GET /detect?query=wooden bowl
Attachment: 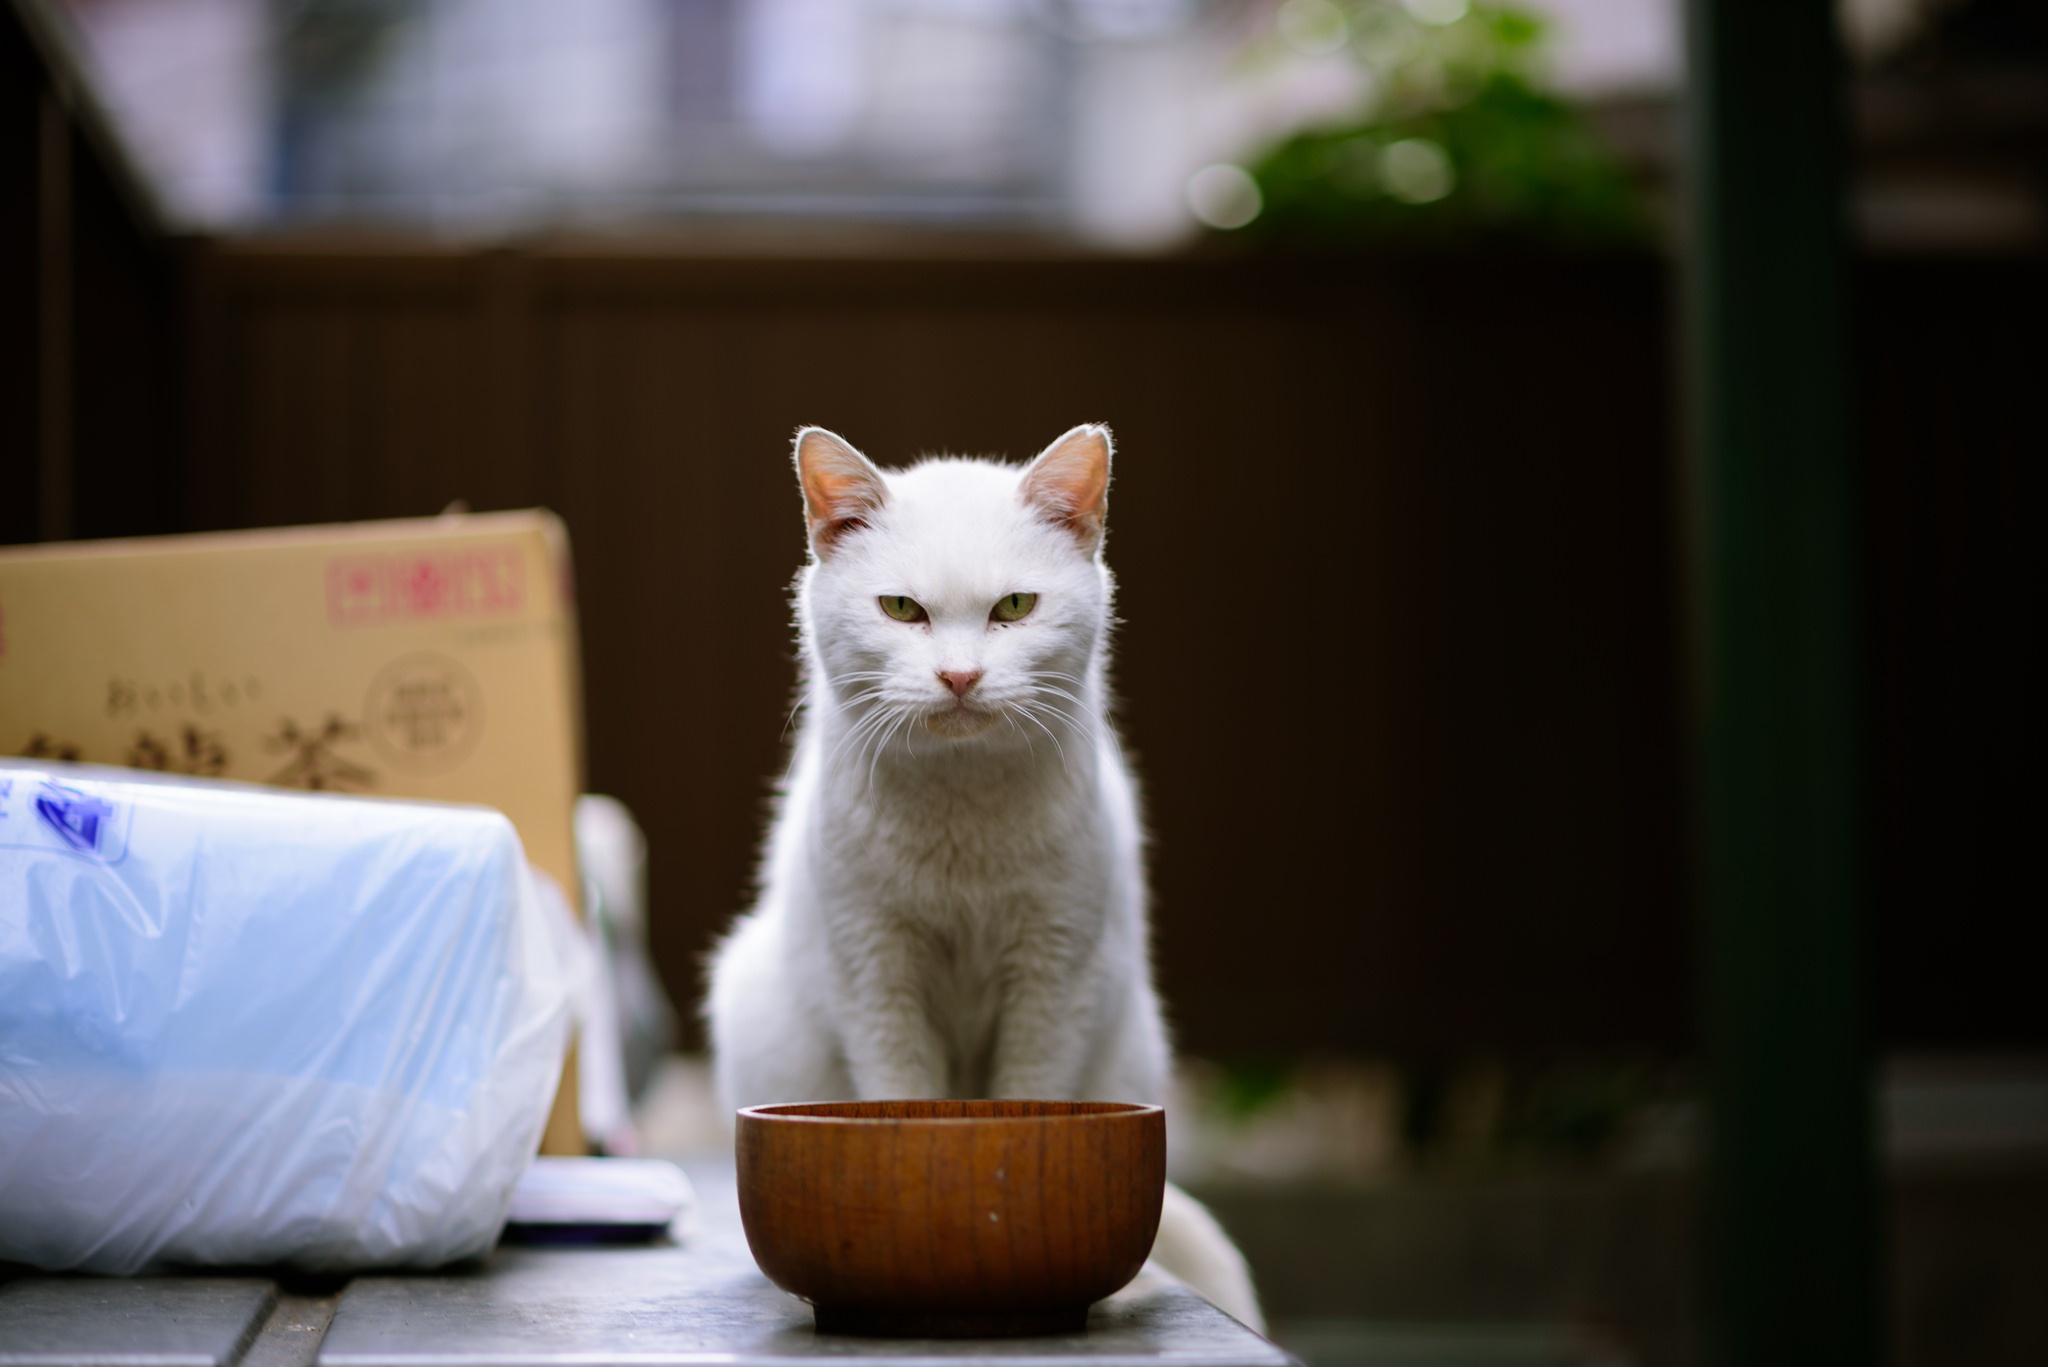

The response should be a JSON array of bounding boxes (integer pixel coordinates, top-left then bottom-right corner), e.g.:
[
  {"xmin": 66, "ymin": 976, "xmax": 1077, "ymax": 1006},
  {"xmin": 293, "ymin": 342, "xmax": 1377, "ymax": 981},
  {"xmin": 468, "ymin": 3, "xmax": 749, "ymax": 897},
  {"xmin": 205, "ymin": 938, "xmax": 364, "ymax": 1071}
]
[{"xmin": 735, "ymin": 1100, "xmax": 1165, "ymax": 1338}]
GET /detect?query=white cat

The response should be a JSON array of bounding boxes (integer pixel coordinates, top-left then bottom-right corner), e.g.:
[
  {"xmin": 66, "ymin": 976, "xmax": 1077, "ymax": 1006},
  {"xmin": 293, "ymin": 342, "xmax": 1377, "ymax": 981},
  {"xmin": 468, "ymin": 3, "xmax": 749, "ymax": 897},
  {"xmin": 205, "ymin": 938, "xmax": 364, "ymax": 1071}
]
[{"xmin": 706, "ymin": 424, "xmax": 1263, "ymax": 1333}]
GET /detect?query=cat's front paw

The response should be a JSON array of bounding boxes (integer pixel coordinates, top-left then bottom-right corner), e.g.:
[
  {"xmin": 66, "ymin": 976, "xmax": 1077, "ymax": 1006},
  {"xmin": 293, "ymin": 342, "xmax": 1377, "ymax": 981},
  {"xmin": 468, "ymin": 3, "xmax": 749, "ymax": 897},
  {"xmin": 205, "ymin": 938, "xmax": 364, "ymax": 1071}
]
[
  {"xmin": 854, "ymin": 1065, "xmax": 948, "ymax": 1101},
  {"xmin": 986, "ymin": 1068, "xmax": 1080, "ymax": 1102}
]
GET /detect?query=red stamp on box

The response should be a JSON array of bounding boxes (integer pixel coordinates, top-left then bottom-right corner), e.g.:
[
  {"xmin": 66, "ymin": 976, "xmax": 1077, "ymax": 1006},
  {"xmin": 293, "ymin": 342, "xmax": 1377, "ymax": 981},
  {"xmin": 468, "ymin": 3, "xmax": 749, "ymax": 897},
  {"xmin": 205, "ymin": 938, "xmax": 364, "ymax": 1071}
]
[{"xmin": 327, "ymin": 548, "xmax": 524, "ymax": 626}]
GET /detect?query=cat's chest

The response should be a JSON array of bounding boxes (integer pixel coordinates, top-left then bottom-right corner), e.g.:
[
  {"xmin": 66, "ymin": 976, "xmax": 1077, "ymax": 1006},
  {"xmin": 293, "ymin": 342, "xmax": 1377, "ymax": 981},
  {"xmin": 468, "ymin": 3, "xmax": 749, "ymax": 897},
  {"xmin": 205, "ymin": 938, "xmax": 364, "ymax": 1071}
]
[{"xmin": 819, "ymin": 771, "xmax": 1105, "ymax": 913}]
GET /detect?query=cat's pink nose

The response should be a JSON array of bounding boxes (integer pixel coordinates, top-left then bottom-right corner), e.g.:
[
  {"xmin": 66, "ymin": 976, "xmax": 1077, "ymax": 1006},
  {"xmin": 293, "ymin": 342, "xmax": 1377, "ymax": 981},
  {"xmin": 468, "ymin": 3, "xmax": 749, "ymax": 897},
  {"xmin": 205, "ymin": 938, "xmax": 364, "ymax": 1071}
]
[{"xmin": 938, "ymin": 668, "xmax": 983, "ymax": 699}]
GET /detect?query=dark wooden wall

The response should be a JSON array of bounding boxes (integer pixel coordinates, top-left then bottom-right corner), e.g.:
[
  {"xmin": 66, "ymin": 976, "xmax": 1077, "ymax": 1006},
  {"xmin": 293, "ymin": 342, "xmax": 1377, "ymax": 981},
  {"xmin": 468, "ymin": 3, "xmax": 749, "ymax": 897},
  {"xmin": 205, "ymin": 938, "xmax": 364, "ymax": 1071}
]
[
  {"xmin": 1, "ymin": 1, "xmax": 184, "ymax": 549},
  {"xmin": 174, "ymin": 245, "xmax": 1691, "ymax": 1059}
]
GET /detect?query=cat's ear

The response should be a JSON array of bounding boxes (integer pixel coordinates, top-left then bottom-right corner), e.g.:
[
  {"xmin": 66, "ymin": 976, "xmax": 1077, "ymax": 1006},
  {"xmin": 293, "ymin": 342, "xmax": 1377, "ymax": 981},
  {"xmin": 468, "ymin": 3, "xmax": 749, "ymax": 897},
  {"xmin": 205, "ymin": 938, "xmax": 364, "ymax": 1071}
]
[
  {"xmin": 795, "ymin": 427, "xmax": 887, "ymax": 557},
  {"xmin": 1020, "ymin": 423, "xmax": 1113, "ymax": 552}
]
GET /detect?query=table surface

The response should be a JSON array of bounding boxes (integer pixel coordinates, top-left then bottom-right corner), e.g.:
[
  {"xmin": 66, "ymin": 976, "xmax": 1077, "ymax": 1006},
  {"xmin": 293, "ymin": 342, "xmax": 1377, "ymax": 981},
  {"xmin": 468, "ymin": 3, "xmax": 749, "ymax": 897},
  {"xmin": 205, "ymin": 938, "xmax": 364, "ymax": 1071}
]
[{"xmin": 0, "ymin": 1163, "xmax": 1294, "ymax": 1367}]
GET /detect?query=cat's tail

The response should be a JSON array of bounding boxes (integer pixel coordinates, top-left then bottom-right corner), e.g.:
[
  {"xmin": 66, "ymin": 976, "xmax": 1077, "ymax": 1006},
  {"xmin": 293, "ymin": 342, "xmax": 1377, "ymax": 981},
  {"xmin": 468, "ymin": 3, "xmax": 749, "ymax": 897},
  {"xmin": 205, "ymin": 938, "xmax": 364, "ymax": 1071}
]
[{"xmin": 1149, "ymin": 1181, "xmax": 1266, "ymax": 1335}]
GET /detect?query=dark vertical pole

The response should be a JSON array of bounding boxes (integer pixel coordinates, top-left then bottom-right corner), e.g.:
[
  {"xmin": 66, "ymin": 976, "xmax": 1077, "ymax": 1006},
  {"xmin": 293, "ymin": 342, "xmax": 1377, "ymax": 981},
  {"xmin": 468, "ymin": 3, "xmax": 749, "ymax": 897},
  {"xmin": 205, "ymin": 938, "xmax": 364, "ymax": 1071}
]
[{"xmin": 1681, "ymin": 3, "xmax": 1877, "ymax": 1366}]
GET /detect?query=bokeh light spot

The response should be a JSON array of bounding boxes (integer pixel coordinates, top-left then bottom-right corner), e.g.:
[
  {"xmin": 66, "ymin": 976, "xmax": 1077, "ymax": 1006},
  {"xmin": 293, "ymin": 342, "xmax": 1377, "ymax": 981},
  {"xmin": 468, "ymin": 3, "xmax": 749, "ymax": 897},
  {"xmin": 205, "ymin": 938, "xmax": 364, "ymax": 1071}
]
[
  {"xmin": 1380, "ymin": 138, "xmax": 1455, "ymax": 204},
  {"xmin": 1402, "ymin": 0, "xmax": 1470, "ymax": 26},
  {"xmin": 1277, "ymin": 0, "xmax": 1350, "ymax": 57},
  {"xmin": 1188, "ymin": 164, "xmax": 1263, "ymax": 229}
]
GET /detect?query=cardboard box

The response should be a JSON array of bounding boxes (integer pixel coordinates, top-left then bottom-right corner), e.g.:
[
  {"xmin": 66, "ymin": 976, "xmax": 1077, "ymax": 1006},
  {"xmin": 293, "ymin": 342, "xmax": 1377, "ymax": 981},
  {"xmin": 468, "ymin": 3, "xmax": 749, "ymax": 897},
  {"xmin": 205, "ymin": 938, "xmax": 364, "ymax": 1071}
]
[{"xmin": 0, "ymin": 510, "xmax": 588, "ymax": 1154}]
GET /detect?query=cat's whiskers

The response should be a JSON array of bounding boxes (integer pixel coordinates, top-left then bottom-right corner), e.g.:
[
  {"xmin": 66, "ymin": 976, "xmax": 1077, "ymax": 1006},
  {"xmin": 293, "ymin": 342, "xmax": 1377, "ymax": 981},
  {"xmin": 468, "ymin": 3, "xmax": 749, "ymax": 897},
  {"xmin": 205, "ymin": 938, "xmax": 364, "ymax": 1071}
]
[
  {"xmin": 819, "ymin": 689, "xmax": 892, "ymax": 755},
  {"xmin": 826, "ymin": 675, "xmax": 896, "ymax": 711},
  {"xmin": 784, "ymin": 683, "xmax": 886, "ymax": 779},
  {"xmin": 1007, "ymin": 701, "xmax": 1070, "ymax": 771},
  {"xmin": 845, "ymin": 709, "xmax": 882, "ymax": 787},
  {"xmin": 824, "ymin": 695, "xmax": 906, "ymax": 775},
  {"xmin": 999, "ymin": 707, "xmax": 1034, "ymax": 758},
  {"xmin": 1022, "ymin": 705, "xmax": 1091, "ymax": 743},
  {"xmin": 1023, "ymin": 682, "xmax": 1098, "ymax": 721},
  {"xmin": 1023, "ymin": 667, "xmax": 1096, "ymax": 702},
  {"xmin": 1026, "ymin": 671, "xmax": 1125, "ymax": 765},
  {"xmin": 783, "ymin": 670, "xmax": 886, "ymax": 743},
  {"xmin": 831, "ymin": 670, "xmax": 898, "ymax": 690},
  {"xmin": 808, "ymin": 672, "xmax": 896, "ymax": 730},
  {"xmin": 1030, "ymin": 679, "xmax": 1091, "ymax": 704},
  {"xmin": 864, "ymin": 707, "xmax": 916, "ymax": 795},
  {"xmin": 1018, "ymin": 687, "xmax": 1098, "ymax": 738},
  {"xmin": 1030, "ymin": 669, "xmax": 1096, "ymax": 701},
  {"xmin": 838, "ymin": 703, "xmax": 904, "ymax": 796}
]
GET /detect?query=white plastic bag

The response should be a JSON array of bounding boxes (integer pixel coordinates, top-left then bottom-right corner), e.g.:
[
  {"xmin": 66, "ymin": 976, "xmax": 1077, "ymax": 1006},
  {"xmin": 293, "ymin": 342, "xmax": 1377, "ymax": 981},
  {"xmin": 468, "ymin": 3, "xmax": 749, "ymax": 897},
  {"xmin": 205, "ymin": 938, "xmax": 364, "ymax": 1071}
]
[{"xmin": 0, "ymin": 764, "xmax": 575, "ymax": 1274}]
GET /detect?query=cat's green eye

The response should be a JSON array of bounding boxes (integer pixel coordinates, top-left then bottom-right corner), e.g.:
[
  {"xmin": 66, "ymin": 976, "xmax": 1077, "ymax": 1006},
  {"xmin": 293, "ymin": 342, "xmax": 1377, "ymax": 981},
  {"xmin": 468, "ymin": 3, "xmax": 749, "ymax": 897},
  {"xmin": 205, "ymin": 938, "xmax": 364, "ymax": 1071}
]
[
  {"xmin": 879, "ymin": 595, "xmax": 927, "ymax": 623},
  {"xmin": 991, "ymin": 592, "xmax": 1037, "ymax": 623}
]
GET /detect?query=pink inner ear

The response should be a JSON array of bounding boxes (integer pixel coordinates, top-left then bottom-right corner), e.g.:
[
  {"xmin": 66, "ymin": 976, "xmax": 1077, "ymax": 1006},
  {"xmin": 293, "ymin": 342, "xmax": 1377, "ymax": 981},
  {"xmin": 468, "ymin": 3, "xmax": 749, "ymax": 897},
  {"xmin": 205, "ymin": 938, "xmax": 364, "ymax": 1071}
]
[
  {"xmin": 797, "ymin": 429, "xmax": 885, "ymax": 550},
  {"xmin": 1021, "ymin": 425, "xmax": 1111, "ymax": 540}
]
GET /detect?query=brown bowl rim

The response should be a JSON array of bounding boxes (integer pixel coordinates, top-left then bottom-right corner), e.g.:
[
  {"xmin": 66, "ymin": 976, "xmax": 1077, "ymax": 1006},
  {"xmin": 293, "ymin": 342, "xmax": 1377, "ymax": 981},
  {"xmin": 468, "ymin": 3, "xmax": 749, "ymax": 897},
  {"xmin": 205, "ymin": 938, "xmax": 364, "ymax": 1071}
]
[{"xmin": 737, "ymin": 1100, "xmax": 1163, "ymax": 1127}]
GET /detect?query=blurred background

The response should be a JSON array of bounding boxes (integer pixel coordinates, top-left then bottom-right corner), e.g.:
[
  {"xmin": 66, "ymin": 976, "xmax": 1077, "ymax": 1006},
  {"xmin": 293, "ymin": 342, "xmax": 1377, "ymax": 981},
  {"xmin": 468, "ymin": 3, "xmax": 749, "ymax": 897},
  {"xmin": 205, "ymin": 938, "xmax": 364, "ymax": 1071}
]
[
  {"xmin": 4, "ymin": 0, "xmax": 2043, "ymax": 1363},
  {"xmin": 34, "ymin": 0, "xmax": 2048, "ymax": 250}
]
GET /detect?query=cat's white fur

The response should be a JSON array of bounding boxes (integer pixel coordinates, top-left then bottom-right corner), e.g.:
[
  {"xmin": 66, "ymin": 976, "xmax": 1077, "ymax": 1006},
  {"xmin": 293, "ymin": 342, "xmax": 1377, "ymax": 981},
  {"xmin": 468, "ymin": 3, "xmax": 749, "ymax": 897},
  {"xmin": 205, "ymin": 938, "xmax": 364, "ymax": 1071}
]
[{"xmin": 706, "ymin": 424, "xmax": 1264, "ymax": 1332}]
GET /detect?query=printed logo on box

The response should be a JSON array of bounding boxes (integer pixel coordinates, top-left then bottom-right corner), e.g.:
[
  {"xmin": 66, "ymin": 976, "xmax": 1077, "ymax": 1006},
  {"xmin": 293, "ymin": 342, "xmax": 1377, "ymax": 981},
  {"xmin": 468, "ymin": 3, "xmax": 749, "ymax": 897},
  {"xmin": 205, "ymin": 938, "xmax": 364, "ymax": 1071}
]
[
  {"xmin": 366, "ymin": 653, "xmax": 484, "ymax": 774},
  {"xmin": 0, "ymin": 777, "xmax": 133, "ymax": 864},
  {"xmin": 327, "ymin": 548, "xmax": 525, "ymax": 626}
]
